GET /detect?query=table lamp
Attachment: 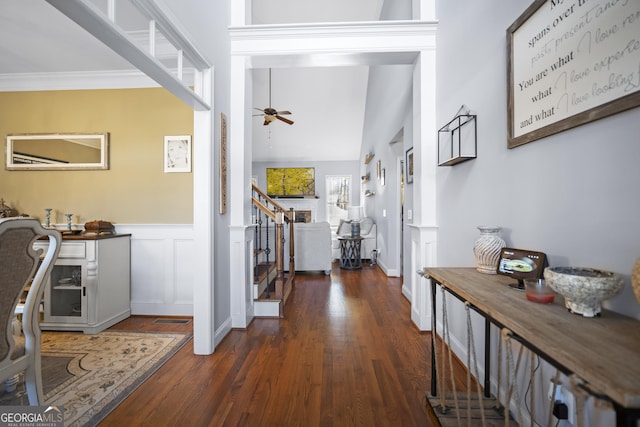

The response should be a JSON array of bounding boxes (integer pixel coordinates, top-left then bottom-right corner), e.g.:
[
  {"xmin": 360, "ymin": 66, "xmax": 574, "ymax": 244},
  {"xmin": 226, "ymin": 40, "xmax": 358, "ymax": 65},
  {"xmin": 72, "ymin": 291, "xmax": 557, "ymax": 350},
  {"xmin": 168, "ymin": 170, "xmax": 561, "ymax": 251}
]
[{"xmin": 347, "ymin": 206, "xmax": 363, "ymax": 237}]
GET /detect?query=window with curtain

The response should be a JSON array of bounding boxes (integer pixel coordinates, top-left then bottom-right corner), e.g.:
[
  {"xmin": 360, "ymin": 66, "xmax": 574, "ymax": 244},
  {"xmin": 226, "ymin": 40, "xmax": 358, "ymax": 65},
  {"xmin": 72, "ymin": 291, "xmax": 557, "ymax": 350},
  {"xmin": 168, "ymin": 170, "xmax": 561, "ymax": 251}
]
[{"xmin": 325, "ymin": 175, "xmax": 351, "ymax": 227}]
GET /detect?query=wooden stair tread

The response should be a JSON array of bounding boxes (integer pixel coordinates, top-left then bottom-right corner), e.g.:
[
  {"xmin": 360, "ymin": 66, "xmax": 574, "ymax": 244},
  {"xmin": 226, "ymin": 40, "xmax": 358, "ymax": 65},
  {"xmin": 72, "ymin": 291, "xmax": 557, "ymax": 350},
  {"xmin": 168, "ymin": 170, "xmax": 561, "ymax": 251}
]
[
  {"xmin": 253, "ymin": 262, "xmax": 276, "ymax": 284},
  {"xmin": 256, "ymin": 273, "xmax": 294, "ymax": 302}
]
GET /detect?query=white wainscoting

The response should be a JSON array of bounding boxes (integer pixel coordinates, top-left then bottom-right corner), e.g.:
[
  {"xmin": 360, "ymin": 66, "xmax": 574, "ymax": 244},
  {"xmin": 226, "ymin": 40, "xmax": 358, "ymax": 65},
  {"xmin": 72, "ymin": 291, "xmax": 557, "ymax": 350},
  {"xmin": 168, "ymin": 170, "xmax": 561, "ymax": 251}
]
[
  {"xmin": 407, "ymin": 224, "xmax": 438, "ymax": 331},
  {"xmin": 116, "ymin": 224, "xmax": 195, "ymax": 316}
]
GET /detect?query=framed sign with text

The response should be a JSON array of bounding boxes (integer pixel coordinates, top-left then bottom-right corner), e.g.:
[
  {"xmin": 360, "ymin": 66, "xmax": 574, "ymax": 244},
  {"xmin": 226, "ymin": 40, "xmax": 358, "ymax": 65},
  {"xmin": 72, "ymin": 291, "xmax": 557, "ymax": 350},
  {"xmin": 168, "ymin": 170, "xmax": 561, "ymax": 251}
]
[{"xmin": 507, "ymin": 0, "xmax": 640, "ymax": 148}]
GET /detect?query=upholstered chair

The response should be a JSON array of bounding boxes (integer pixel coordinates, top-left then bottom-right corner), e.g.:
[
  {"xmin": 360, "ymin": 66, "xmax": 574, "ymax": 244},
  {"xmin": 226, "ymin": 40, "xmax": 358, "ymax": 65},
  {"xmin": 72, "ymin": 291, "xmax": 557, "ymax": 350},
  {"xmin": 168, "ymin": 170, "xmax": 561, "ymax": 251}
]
[
  {"xmin": 0, "ymin": 217, "xmax": 61, "ymax": 405},
  {"xmin": 332, "ymin": 218, "xmax": 377, "ymax": 260}
]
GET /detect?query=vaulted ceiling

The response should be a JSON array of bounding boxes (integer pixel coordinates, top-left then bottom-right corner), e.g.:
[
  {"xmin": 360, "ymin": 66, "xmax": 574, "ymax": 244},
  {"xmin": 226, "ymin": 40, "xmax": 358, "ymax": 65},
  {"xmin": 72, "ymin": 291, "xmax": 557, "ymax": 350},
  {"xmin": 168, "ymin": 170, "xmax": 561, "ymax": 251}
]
[{"xmin": 0, "ymin": 0, "xmax": 385, "ymax": 162}]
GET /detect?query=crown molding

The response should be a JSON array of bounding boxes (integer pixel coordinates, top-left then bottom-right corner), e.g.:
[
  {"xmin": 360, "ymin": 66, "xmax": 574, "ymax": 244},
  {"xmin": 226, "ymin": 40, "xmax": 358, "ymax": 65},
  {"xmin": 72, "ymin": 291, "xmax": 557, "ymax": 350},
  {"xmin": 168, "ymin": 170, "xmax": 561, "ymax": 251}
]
[
  {"xmin": 230, "ymin": 20, "xmax": 437, "ymax": 59},
  {"xmin": 0, "ymin": 69, "xmax": 194, "ymax": 92}
]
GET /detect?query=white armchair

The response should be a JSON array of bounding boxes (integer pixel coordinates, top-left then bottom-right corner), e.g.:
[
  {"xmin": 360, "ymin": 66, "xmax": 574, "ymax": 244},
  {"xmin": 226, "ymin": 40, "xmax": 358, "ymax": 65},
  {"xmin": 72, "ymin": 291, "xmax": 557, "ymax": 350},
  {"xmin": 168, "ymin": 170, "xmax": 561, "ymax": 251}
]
[{"xmin": 332, "ymin": 218, "xmax": 377, "ymax": 260}]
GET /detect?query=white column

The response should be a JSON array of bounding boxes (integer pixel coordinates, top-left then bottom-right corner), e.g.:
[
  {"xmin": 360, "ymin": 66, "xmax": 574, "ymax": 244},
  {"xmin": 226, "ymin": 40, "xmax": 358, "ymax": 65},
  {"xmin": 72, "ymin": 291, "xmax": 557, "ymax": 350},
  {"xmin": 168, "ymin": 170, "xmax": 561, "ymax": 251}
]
[
  {"xmin": 230, "ymin": 0, "xmax": 250, "ymax": 26},
  {"xmin": 413, "ymin": 0, "xmax": 436, "ymax": 20},
  {"xmin": 413, "ymin": 51, "xmax": 437, "ymax": 228},
  {"xmin": 409, "ymin": 225, "xmax": 438, "ymax": 330},
  {"xmin": 192, "ymin": 68, "xmax": 215, "ymax": 354},
  {"xmin": 229, "ymin": 55, "xmax": 254, "ymax": 328},
  {"xmin": 409, "ymin": 50, "xmax": 438, "ymax": 331}
]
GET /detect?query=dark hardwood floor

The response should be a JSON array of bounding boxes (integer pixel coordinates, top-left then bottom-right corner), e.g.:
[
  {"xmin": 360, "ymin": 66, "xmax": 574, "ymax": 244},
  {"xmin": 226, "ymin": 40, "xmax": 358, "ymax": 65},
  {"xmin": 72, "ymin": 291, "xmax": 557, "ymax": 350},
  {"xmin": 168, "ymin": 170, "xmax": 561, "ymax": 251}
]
[{"xmin": 100, "ymin": 262, "xmax": 453, "ymax": 426}]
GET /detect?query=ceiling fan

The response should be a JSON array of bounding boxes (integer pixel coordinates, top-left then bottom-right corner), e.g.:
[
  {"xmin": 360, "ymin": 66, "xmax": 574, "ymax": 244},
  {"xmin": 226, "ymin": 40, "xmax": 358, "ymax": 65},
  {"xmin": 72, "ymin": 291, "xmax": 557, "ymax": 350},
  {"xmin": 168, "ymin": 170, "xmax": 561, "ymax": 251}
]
[{"xmin": 254, "ymin": 69, "xmax": 294, "ymax": 126}]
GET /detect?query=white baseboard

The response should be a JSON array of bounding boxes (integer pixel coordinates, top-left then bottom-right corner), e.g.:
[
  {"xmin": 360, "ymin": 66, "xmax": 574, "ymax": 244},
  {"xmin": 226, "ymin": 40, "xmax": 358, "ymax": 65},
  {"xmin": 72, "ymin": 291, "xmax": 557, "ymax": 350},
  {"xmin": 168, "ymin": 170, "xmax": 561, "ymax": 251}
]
[
  {"xmin": 214, "ymin": 317, "xmax": 233, "ymax": 347},
  {"xmin": 402, "ymin": 282, "xmax": 412, "ymax": 301},
  {"xmin": 130, "ymin": 303, "xmax": 193, "ymax": 317}
]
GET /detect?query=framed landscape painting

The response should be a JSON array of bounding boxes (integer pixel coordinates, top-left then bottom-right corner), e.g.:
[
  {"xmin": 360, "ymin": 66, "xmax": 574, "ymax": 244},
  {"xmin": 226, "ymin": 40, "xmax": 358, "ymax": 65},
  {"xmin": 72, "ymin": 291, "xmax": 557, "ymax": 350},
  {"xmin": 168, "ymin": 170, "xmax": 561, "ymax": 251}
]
[{"xmin": 266, "ymin": 167, "xmax": 315, "ymax": 197}]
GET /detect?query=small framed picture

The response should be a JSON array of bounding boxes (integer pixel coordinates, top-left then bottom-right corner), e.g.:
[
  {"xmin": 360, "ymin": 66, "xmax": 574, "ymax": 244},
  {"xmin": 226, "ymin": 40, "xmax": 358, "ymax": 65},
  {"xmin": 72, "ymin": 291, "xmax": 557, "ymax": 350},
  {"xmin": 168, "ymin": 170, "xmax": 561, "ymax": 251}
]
[
  {"xmin": 164, "ymin": 135, "xmax": 192, "ymax": 173},
  {"xmin": 405, "ymin": 147, "xmax": 414, "ymax": 184}
]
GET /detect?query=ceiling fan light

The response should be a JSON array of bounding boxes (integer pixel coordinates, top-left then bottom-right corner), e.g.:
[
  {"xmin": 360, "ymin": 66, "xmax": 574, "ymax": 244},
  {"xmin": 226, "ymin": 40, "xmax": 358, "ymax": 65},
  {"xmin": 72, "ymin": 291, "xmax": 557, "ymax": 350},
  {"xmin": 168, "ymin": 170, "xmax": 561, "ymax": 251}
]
[{"xmin": 255, "ymin": 69, "xmax": 293, "ymax": 126}]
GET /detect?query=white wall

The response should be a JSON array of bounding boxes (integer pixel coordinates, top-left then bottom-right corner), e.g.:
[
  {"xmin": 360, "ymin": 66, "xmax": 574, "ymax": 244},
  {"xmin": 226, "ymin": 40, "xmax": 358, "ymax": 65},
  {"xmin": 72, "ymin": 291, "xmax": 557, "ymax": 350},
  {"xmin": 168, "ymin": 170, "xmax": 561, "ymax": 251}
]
[
  {"xmin": 358, "ymin": 0, "xmax": 415, "ymax": 277},
  {"xmin": 359, "ymin": 64, "xmax": 414, "ymax": 276},
  {"xmin": 159, "ymin": 0, "xmax": 233, "ymax": 346},
  {"xmin": 434, "ymin": 0, "xmax": 640, "ymax": 425},
  {"xmin": 435, "ymin": 0, "xmax": 640, "ymax": 317}
]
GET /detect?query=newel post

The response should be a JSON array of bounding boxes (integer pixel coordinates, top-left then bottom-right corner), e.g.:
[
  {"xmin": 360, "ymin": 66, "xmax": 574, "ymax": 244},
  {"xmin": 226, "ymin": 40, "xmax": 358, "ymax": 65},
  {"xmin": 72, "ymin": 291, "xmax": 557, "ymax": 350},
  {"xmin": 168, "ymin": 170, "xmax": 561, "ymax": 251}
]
[{"xmin": 289, "ymin": 208, "xmax": 295, "ymax": 281}]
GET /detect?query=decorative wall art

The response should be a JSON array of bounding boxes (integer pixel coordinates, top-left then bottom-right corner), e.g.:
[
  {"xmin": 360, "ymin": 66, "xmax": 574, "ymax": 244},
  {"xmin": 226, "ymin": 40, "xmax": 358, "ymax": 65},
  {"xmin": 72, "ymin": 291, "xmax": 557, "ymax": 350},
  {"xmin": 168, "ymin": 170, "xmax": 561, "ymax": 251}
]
[
  {"xmin": 219, "ymin": 113, "xmax": 228, "ymax": 214},
  {"xmin": 405, "ymin": 147, "xmax": 414, "ymax": 184},
  {"xmin": 266, "ymin": 167, "xmax": 315, "ymax": 197},
  {"xmin": 376, "ymin": 160, "xmax": 381, "ymax": 180},
  {"xmin": 437, "ymin": 105, "xmax": 477, "ymax": 166},
  {"xmin": 164, "ymin": 135, "xmax": 191, "ymax": 173},
  {"xmin": 364, "ymin": 152, "xmax": 375, "ymax": 164},
  {"xmin": 507, "ymin": 0, "xmax": 640, "ymax": 148}
]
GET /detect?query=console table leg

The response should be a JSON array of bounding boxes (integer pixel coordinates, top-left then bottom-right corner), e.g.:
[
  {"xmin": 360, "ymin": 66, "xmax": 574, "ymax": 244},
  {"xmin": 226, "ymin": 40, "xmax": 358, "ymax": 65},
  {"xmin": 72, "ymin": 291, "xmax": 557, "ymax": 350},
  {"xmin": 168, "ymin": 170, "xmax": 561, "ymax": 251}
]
[{"xmin": 431, "ymin": 278, "xmax": 438, "ymax": 397}]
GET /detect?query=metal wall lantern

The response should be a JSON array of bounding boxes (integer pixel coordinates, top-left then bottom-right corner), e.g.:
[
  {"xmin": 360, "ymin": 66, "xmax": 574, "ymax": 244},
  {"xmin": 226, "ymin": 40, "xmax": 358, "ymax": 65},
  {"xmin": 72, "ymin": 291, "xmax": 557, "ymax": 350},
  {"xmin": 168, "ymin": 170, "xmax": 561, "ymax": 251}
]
[{"xmin": 438, "ymin": 105, "xmax": 477, "ymax": 166}]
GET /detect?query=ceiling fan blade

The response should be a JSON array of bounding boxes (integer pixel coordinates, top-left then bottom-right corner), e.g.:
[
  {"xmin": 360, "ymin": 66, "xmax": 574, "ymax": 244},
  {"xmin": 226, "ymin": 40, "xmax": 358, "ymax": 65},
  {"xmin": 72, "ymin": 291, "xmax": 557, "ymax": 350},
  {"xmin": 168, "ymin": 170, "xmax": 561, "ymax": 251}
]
[
  {"xmin": 276, "ymin": 115, "xmax": 294, "ymax": 125},
  {"xmin": 254, "ymin": 70, "xmax": 294, "ymax": 125}
]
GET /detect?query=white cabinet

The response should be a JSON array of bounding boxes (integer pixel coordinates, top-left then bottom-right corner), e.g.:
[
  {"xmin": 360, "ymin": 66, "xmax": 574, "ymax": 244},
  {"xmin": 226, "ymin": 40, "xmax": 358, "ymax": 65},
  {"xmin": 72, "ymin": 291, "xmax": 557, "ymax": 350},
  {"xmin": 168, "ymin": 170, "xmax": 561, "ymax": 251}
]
[{"xmin": 34, "ymin": 234, "xmax": 131, "ymax": 334}]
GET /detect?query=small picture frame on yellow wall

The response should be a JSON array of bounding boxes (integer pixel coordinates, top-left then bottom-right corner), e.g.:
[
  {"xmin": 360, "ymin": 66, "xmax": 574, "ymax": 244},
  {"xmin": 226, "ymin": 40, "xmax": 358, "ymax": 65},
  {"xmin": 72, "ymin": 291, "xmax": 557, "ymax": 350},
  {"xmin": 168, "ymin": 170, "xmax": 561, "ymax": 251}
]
[{"xmin": 164, "ymin": 135, "xmax": 191, "ymax": 173}]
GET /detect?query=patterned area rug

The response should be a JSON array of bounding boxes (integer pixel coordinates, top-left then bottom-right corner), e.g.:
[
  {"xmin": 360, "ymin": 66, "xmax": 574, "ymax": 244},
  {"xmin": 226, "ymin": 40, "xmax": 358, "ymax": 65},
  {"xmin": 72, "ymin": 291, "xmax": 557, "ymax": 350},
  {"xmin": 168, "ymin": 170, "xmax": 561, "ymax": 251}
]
[
  {"xmin": 428, "ymin": 393, "xmax": 518, "ymax": 427},
  {"xmin": 0, "ymin": 331, "xmax": 192, "ymax": 426}
]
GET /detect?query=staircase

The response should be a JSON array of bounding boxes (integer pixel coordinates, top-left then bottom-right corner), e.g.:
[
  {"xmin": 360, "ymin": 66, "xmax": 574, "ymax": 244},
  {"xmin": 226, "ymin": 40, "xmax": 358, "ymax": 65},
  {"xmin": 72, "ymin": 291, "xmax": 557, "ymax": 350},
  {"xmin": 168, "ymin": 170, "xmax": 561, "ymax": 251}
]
[{"xmin": 252, "ymin": 185, "xmax": 295, "ymax": 317}]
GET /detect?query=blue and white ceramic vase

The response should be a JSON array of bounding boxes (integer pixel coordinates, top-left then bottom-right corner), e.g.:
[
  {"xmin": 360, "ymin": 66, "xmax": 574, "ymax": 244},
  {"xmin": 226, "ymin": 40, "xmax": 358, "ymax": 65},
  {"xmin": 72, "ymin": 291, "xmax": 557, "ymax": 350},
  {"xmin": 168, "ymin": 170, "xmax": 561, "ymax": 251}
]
[{"xmin": 473, "ymin": 226, "xmax": 506, "ymax": 274}]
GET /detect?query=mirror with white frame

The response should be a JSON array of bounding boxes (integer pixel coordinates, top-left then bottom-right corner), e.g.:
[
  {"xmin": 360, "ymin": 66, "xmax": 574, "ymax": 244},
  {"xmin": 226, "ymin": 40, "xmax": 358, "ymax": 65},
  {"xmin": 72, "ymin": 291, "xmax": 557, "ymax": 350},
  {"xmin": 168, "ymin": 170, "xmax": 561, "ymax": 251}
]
[{"xmin": 5, "ymin": 133, "xmax": 109, "ymax": 170}]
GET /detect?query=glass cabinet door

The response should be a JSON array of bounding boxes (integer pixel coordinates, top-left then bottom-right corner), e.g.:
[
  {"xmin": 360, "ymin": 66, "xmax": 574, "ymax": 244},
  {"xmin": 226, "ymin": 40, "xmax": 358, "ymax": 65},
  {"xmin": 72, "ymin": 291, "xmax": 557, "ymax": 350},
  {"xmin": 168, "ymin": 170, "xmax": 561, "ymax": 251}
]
[{"xmin": 44, "ymin": 260, "xmax": 87, "ymax": 324}]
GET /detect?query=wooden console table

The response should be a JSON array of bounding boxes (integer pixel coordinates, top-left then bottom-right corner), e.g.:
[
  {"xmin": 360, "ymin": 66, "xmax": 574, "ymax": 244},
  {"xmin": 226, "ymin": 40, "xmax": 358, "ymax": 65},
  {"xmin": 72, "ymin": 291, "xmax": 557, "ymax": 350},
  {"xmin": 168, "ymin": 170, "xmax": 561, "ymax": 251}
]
[{"xmin": 425, "ymin": 267, "xmax": 640, "ymax": 427}]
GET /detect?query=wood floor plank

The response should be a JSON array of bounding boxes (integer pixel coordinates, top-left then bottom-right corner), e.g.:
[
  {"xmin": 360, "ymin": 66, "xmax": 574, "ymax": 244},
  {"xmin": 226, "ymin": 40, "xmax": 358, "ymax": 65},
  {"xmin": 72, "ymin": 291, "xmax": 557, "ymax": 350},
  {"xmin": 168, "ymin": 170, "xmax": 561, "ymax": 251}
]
[{"xmin": 99, "ymin": 263, "xmax": 454, "ymax": 426}]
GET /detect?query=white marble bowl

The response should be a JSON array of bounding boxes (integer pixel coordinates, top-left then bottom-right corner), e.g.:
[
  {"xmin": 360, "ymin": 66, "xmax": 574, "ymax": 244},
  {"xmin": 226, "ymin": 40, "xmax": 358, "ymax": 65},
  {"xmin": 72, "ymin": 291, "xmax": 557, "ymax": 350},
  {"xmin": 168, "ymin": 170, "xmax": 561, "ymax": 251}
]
[{"xmin": 544, "ymin": 267, "xmax": 624, "ymax": 317}]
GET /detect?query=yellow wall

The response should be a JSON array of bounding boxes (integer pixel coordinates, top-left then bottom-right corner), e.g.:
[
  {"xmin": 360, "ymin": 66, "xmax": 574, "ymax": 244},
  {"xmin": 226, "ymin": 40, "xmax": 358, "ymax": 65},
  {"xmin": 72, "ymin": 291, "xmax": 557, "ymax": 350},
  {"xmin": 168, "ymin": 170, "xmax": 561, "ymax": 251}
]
[{"xmin": 0, "ymin": 88, "xmax": 194, "ymax": 224}]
